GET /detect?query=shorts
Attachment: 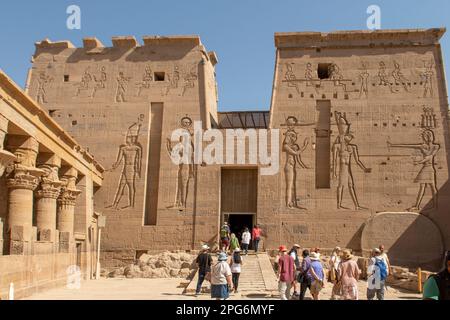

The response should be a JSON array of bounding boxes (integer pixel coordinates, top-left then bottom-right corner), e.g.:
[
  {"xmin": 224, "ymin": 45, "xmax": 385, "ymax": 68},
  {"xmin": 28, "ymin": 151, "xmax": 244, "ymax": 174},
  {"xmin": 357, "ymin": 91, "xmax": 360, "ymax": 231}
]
[
  {"xmin": 310, "ymin": 280, "xmax": 324, "ymax": 296},
  {"xmin": 211, "ymin": 284, "xmax": 229, "ymax": 299}
]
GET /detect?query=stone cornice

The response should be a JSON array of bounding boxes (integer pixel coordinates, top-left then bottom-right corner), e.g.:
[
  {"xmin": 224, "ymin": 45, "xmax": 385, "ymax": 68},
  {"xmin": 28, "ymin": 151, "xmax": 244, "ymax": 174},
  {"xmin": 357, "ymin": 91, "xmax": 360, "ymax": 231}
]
[{"xmin": 275, "ymin": 28, "xmax": 446, "ymax": 49}]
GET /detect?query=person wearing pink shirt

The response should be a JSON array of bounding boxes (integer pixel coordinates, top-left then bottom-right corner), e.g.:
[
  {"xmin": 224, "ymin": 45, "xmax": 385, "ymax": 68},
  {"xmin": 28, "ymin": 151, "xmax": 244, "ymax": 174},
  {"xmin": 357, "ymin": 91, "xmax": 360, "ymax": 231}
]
[{"xmin": 252, "ymin": 225, "xmax": 262, "ymax": 253}]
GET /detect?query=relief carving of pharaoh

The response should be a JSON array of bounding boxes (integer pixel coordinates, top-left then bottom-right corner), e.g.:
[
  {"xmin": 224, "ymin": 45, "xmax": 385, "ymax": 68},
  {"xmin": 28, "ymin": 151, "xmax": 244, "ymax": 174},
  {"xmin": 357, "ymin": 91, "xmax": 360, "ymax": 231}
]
[{"xmin": 166, "ymin": 116, "xmax": 197, "ymax": 210}]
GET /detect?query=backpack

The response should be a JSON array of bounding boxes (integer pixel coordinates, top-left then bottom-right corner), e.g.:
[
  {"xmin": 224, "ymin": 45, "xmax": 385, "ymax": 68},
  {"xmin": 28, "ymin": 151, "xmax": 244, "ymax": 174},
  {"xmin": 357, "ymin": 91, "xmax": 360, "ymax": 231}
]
[
  {"xmin": 430, "ymin": 271, "xmax": 450, "ymax": 300},
  {"xmin": 220, "ymin": 226, "xmax": 229, "ymax": 238},
  {"xmin": 375, "ymin": 259, "xmax": 388, "ymax": 281},
  {"xmin": 233, "ymin": 252, "xmax": 242, "ymax": 264}
]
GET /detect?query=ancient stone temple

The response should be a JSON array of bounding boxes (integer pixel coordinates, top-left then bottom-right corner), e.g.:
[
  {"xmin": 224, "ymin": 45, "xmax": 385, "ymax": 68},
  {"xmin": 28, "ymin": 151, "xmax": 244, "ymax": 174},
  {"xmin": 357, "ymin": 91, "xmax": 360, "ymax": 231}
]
[
  {"xmin": 26, "ymin": 28, "xmax": 450, "ymax": 271},
  {"xmin": 0, "ymin": 70, "xmax": 104, "ymax": 298}
]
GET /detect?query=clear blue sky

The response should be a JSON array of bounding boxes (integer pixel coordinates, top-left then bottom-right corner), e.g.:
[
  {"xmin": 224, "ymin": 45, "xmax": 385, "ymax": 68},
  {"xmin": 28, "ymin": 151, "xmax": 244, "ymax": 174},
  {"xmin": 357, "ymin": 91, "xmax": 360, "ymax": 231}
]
[{"xmin": 0, "ymin": 0, "xmax": 449, "ymax": 111}]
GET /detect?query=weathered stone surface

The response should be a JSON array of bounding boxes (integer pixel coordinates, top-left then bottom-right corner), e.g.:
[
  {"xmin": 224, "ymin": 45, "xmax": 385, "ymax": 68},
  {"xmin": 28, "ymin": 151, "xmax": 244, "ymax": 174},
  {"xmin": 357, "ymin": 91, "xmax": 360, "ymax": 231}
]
[
  {"xmin": 105, "ymin": 251, "xmax": 198, "ymax": 279},
  {"xmin": 0, "ymin": 69, "xmax": 103, "ymax": 298},
  {"xmin": 361, "ymin": 212, "xmax": 444, "ymax": 270},
  {"xmin": 22, "ymin": 29, "xmax": 450, "ymax": 271}
]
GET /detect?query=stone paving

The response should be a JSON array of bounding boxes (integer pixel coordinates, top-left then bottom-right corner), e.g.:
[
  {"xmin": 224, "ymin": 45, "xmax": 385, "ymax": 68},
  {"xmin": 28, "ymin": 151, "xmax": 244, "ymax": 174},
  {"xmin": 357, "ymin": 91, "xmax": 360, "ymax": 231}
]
[{"xmin": 22, "ymin": 277, "xmax": 421, "ymax": 300}]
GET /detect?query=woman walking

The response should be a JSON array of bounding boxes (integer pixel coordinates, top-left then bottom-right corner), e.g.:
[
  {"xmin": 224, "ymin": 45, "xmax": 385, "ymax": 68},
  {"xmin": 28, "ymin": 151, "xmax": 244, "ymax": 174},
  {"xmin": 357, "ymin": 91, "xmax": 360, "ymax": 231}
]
[
  {"xmin": 210, "ymin": 252, "xmax": 234, "ymax": 300},
  {"xmin": 339, "ymin": 250, "xmax": 361, "ymax": 300},
  {"xmin": 309, "ymin": 252, "xmax": 324, "ymax": 300},
  {"xmin": 329, "ymin": 246, "xmax": 341, "ymax": 300},
  {"xmin": 229, "ymin": 233, "xmax": 240, "ymax": 253},
  {"xmin": 230, "ymin": 248, "xmax": 243, "ymax": 293}
]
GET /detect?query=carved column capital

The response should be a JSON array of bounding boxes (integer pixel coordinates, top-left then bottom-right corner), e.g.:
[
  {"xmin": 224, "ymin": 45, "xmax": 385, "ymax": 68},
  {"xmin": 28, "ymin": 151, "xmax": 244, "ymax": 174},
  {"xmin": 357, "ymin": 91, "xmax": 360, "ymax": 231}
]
[
  {"xmin": 7, "ymin": 172, "xmax": 41, "ymax": 191},
  {"xmin": 0, "ymin": 115, "xmax": 16, "ymax": 177},
  {"xmin": 36, "ymin": 156, "xmax": 63, "ymax": 200},
  {"xmin": 36, "ymin": 182, "xmax": 62, "ymax": 199},
  {"xmin": 58, "ymin": 188, "xmax": 81, "ymax": 206}
]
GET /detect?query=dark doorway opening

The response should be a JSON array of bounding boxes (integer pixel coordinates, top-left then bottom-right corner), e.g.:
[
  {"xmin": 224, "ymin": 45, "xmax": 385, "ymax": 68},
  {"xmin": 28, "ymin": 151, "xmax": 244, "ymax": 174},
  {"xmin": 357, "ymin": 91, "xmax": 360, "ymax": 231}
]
[
  {"xmin": 228, "ymin": 214, "xmax": 254, "ymax": 242},
  {"xmin": 76, "ymin": 243, "xmax": 82, "ymax": 268}
]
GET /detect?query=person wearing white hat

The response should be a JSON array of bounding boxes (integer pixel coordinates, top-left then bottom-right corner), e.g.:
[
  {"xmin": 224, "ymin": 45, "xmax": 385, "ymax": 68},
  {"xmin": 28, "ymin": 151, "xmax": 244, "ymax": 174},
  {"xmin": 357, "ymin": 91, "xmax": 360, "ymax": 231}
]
[
  {"xmin": 211, "ymin": 252, "xmax": 234, "ymax": 300},
  {"xmin": 367, "ymin": 248, "xmax": 388, "ymax": 300},
  {"xmin": 195, "ymin": 244, "xmax": 212, "ymax": 296},
  {"xmin": 230, "ymin": 248, "xmax": 243, "ymax": 293},
  {"xmin": 309, "ymin": 252, "xmax": 325, "ymax": 300}
]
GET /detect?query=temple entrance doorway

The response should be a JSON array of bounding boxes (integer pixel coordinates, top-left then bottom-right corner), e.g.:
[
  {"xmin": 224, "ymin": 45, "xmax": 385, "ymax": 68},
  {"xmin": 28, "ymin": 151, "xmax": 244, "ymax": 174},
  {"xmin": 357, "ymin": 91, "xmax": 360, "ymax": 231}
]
[
  {"xmin": 220, "ymin": 168, "xmax": 258, "ymax": 245},
  {"xmin": 224, "ymin": 213, "xmax": 255, "ymax": 242}
]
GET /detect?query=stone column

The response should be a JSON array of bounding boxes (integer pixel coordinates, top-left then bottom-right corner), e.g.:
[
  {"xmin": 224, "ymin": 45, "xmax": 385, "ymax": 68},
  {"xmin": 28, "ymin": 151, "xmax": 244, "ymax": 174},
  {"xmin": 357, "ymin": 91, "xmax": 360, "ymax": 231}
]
[
  {"xmin": 57, "ymin": 168, "xmax": 81, "ymax": 253},
  {"xmin": 35, "ymin": 155, "xmax": 62, "ymax": 243},
  {"xmin": 6, "ymin": 136, "xmax": 44, "ymax": 255},
  {"xmin": 0, "ymin": 114, "xmax": 16, "ymax": 177},
  {"xmin": 0, "ymin": 217, "xmax": 3, "ymax": 255}
]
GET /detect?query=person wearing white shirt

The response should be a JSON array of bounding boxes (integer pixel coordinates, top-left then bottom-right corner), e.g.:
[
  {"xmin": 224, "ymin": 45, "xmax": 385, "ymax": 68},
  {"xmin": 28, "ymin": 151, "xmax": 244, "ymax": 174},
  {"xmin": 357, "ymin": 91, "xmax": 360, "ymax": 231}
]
[{"xmin": 241, "ymin": 228, "xmax": 251, "ymax": 255}]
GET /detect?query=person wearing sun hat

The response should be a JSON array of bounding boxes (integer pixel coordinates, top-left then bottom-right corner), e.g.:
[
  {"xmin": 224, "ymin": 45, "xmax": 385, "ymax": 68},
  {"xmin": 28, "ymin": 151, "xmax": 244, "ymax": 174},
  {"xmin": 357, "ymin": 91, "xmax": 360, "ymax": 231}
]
[
  {"xmin": 210, "ymin": 252, "xmax": 233, "ymax": 300},
  {"xmin": 277, "ymin": 245, "xmax": 295, "ymax": 300},
  {"xmin": 309, "ymin": 251, "xmax": 325, "ymax": 300},
  {"xmin": 195, "ymin": 244, "xmax": 212, "ymax": 296},
  {"xmin": 367, "ymin": 248, "xmax": 388, "ymax": 300},
  {"xmin": 339, "ymin": 249, "xmax": 361, "ymax": 300}
]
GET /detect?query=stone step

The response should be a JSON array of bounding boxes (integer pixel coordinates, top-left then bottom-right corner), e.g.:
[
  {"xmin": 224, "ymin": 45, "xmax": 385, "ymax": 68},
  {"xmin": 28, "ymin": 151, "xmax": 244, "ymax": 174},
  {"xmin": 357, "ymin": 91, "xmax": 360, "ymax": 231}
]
[{"xmin": 185, "ymin": 252, "xmax": 278, "ymax": 294}]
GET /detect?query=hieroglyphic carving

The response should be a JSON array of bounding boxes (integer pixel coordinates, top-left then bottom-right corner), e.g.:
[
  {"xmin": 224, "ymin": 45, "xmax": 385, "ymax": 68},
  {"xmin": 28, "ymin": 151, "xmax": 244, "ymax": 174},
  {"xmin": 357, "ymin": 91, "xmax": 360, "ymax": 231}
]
[
  {"xmin": 165, "ymin": 66, "xmax": 180, "ymax": 95},
  {"xmin": 285, "ymin": 63, "xmax": 300, "ymax": 94},
  {"xmin": 332, "ymin": 112, "xmax": 371, "ymax": 210},
  {"xmin": 329, "ymin": 63, "xmax": 347, "ymax": 92},
  {"xmin": 182, "ymin": 65, "xmax": 198, "ymax": 96},
  {"xmin": 166, "ymin": 117, "xmax": 195, "ymax": 209},
  {"xmin": 392, "ymin": 61, "xmax": 410, "ymax": 92},
  {"xmin": 387, "ymin": 129, "xmax": 440, "ymax": 212},
  {"xmin": 359, "ymin": 64, "xmax": 369, "ymax": 98},
  {"xmin": 74, "ymin": 67, "xmax": 93, "ymax": 97},
  {"xmin": 106, "ymin": 116, "xmax": 144, "ymax": 210},
  {"xmin": 305, "ymin": 63, "xmax": 319, "ymax": 93},
  {"xmin": 115, "ymin": 72, "xmax": 132, "ymax": 102},
  {"xmin": 92, "ymin": 66, "xmax": 107, "ymax": 97},
  {"xmin": 421, "ymin": 61, "xmax": 434, "ymax": 98},
  {"xmin": 36, "ymin": 71, "xmax": 53, "ymax": 104},
  {"xmin": 377, "ymin": 61, "xmax": 395, "ymax": 93},
  {"xmin": 282, "ymin": 116, "xmax": 312, "ymax": 209},
  {"xmin": 421, "ymin": 106, "xmax": 437, "ymax": 129},
  {"xmin": 136, "ymin": 65, "xmax": 153, "ymax": 96}
]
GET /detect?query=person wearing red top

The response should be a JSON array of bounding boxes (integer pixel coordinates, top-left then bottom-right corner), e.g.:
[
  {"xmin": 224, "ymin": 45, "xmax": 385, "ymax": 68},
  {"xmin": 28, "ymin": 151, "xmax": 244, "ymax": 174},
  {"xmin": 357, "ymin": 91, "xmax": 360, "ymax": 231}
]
[
  {"xmin": 277, "ymin": 245, "xmax": 295, "ymax": 300},
  {"xmin": 252, "ymin": 225, "xmax": 262, "ymax": 253}
]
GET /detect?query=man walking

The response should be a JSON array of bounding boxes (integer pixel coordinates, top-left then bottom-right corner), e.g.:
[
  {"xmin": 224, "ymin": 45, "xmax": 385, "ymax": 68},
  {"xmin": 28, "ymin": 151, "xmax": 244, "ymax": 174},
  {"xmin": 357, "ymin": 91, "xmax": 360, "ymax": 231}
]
[
  {"xmin": 195, "ymin": 244, "xmax": 212, "ymax": 296},
  {"xmin": 277, "ymin": 245, "xmax": 295, "ymax": 300},
  {"xmin": 367, "ymin": 248, "xmax": 388, "ymax": 300},
  {"xmin": 299, "ymin": 249, "xmax": 312, "ymax": 300},
  {"xmin": 379, "ymin": 245, "xmax": 392, "ymax": 276},
  {"xmin": 252, "ymin": 225, "xmax": 262, "ymax": 253},
  {"xmin": 241, "ymin": 228, "xmax": 251, "ymax": 255}
]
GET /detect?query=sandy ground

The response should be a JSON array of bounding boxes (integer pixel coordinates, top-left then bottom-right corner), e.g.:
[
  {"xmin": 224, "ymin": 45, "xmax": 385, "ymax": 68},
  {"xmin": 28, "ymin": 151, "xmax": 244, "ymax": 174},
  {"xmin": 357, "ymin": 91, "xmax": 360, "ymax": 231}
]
[{"xmin": 22, "ymin": 277, "xmax": 421, "ymax": 300}]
